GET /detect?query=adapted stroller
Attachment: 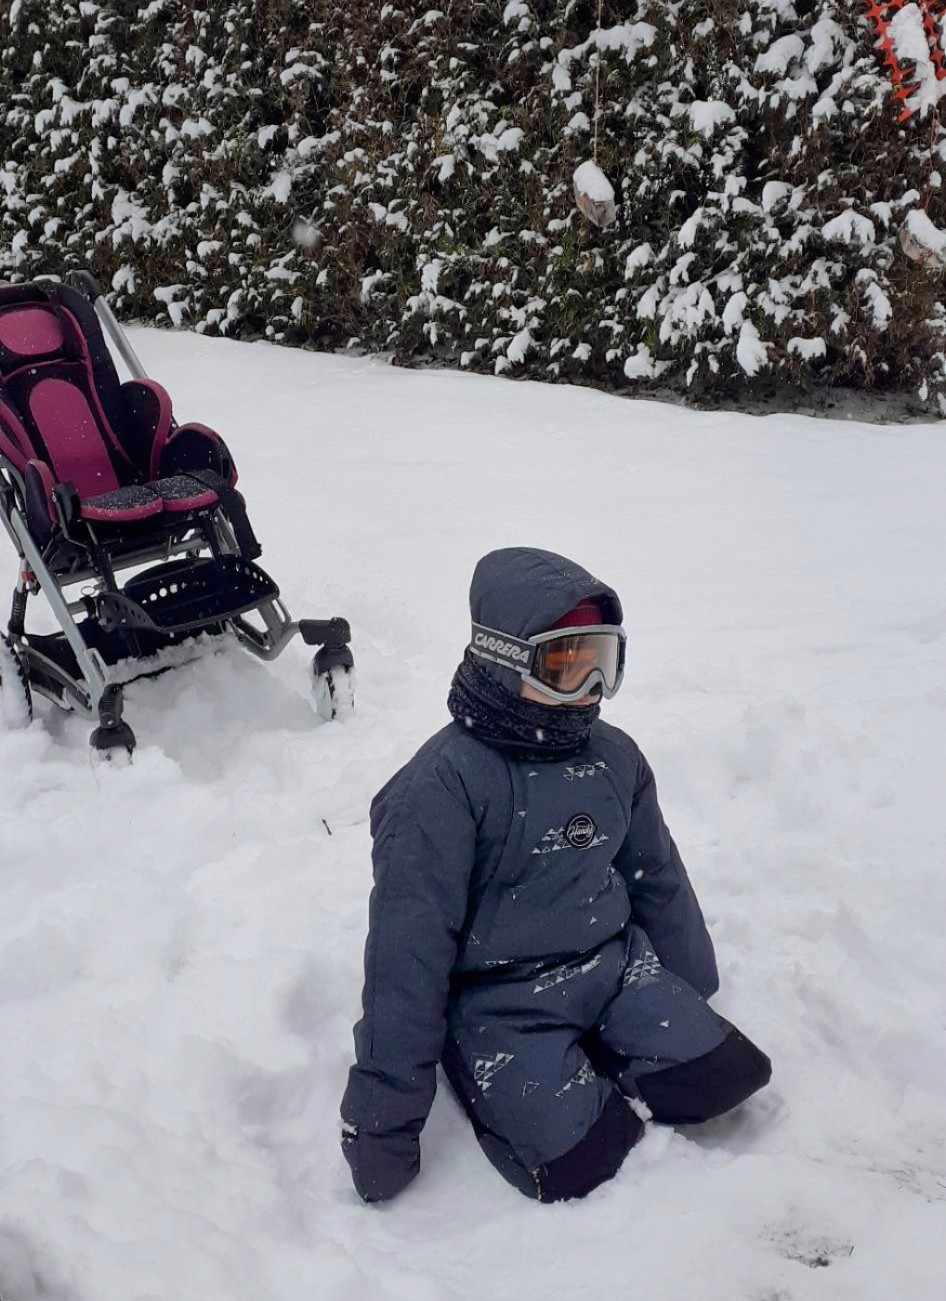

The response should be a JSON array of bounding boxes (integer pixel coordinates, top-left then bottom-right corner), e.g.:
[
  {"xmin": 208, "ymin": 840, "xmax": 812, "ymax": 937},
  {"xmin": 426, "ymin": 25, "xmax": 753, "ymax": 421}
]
[{"xmin": 0, "ymin": 271, "xmax": 353, "ymax": 757}]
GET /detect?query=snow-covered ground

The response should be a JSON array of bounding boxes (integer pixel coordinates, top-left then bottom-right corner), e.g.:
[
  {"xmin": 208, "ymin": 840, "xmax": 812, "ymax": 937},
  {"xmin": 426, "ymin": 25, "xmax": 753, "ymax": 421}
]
[{"xmin": 1, "ymin": 330, "xmax": 944, "ymax": 1301}]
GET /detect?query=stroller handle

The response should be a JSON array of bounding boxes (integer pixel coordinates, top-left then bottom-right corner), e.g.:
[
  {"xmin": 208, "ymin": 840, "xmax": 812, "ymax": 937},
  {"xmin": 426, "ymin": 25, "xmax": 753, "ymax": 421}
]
[
  {"xmin": 66, "ymin": 270, "xmax": 104, "ymax": 301},
  {"xmin": 66, "ymin": 270, "xmax": 149, "ymax": 383}
]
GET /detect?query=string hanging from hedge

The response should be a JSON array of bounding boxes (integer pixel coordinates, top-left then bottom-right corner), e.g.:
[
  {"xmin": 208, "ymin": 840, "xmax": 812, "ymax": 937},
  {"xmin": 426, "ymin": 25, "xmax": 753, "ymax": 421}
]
[{"xmin": 573, "ymin": 0, "xmax": 616, "ymax": 228}]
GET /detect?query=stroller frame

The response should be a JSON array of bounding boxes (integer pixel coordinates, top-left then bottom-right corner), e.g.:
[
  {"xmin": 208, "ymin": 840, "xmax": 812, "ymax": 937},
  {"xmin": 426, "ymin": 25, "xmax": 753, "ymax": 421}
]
[{"xmin": 0, "ymin": 271, "xmax": 353, "ymax": 755}]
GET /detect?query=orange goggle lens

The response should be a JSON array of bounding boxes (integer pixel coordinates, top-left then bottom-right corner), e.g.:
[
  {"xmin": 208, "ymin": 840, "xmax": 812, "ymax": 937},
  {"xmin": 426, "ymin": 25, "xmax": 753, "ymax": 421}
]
[{"xmin": 531, "ymin": 632, "xmax": 623, "ymax": 694}]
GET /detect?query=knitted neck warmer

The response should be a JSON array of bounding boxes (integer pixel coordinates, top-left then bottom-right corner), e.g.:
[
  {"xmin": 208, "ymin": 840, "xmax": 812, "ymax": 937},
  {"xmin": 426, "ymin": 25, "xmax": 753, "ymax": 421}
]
[{"xmin": 447, "ymin": 651, "xmax": 598, "ymax": 760}]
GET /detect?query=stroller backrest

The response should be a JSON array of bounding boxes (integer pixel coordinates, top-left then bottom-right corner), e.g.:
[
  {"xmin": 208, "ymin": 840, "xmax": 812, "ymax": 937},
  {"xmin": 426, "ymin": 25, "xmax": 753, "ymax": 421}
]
[{"xmin": 0, "ymin": 282, "xmax": 133, "ymax": 496}]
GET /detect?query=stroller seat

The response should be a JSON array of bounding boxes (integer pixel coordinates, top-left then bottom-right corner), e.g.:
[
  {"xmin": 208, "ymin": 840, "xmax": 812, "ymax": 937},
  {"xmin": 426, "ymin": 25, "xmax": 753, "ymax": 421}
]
[
  {"xmin": 0, "ymin": 285, "xmax": 229, "ymax": 547},
  {"xmin": 0, "ymin": 273, "xmax": 354, "ymax": 758},
  {"xmin": 78, "ymin": 476, "xmax": 219, "ymax": 524}
]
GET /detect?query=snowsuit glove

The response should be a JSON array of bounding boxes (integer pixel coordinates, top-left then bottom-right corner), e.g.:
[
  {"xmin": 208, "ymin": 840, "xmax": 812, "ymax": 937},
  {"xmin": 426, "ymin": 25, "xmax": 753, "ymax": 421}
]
[{"xmin": 342, "ymin": 1124, "xmax": 420, "ymax": 1203}]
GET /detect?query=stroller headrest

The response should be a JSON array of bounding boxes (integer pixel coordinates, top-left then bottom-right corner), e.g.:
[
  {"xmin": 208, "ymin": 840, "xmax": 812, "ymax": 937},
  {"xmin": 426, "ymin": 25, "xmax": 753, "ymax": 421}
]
[
  {"xmin": 0, "ymin": 304, "xmax": 66, "ymax": 363},
  {"xmin": 0, "ymin": 285, "xmax": 72, "ymax": 372},
  {"xmin": 0, "ymin": 283, "xmax": 127, "ymax": 485}
]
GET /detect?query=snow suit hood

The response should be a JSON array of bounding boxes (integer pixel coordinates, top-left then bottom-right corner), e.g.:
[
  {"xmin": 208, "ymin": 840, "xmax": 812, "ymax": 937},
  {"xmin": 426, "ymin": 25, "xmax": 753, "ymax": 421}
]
[{"xmin": 468, "ymin": 547, "xmax": 623, "ymax": 694}]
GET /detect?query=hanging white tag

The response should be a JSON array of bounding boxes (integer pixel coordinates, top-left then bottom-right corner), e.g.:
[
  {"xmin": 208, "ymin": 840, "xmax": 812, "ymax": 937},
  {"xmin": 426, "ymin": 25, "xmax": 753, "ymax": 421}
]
[
  {"xmin": 899, "ymin": 211, "xmax": 946, "ymax": 270},
  {"xmin": 573, "ymin": 160, "xmax": 617, "ymax": 228}
]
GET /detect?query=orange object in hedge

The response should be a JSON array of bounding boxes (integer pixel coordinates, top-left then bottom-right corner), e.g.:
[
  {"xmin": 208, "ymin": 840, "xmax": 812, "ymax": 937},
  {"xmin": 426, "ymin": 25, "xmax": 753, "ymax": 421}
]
[{"xmin": 862, "ymin": 0, "xmax": 946, "ymax": 122}]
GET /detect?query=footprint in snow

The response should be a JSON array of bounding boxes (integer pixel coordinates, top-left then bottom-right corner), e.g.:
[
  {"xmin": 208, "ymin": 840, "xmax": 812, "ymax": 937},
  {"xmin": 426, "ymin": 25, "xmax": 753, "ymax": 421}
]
[{"xmin": 767, "ymin": 1223, "xmax": 855, "ymax": 1270}]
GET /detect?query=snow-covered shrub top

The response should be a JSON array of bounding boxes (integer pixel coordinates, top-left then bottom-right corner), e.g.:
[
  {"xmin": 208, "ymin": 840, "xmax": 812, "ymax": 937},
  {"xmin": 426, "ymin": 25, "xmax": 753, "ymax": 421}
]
[{"xmin": 2, "ymin": 0, "xmax": 945, "ymax": 408}]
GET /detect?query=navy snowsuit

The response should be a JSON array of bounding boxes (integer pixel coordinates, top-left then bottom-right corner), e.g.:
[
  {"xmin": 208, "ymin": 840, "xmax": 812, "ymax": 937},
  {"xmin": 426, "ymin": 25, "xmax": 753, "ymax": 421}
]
[{"xmin": 342, "ymin": 549, "xmax": 770, "ymax": 1202}]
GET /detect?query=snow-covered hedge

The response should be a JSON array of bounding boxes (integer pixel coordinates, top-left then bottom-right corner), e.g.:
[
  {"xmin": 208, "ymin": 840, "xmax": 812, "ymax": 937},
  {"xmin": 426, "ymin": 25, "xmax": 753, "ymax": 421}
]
[{"xmin": 3, "ymin": 0, "xmax": 946, "ymax": 409}]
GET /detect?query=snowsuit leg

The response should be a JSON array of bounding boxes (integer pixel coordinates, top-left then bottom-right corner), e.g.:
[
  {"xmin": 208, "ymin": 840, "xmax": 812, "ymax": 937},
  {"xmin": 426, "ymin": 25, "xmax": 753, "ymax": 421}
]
[
  {"xmin": 442, "ymin": 935, "xmax": 643, "ymax": 1201},
  {"xmin": 588, "ymin": 926, "xmax": 771, "ymax": 1123}
]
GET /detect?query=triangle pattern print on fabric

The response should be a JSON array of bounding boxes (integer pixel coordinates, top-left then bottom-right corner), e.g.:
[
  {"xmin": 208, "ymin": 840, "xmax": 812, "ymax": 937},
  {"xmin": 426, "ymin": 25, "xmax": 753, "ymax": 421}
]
[{"xmin": 473, "ymin": 1051, "xmax": 515, "ymax": 1093}]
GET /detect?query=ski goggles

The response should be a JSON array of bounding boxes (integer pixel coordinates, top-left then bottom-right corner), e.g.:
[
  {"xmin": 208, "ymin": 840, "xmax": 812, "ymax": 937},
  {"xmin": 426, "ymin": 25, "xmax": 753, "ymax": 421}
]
[{"xmin": 469, "ymin": 621, "xmax": 627, "ymax": 703}]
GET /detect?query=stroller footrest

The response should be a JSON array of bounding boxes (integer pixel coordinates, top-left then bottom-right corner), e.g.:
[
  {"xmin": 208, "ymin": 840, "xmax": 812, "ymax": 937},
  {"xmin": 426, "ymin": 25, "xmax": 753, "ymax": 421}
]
[{"xmin": 97, "ymin": 556, "xmax": 279, "ymax": 634}]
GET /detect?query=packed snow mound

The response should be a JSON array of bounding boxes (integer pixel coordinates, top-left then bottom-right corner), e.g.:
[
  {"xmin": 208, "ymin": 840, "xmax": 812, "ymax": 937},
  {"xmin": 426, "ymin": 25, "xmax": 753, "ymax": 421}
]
[{"xmin": 0, "ymin": 329, "xmax": 945, "ymax": 1300}]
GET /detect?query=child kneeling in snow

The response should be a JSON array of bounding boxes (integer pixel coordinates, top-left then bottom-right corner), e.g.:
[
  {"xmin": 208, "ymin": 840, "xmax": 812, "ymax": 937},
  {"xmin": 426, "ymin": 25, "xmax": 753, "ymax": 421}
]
[{"xmin": 341, "ymin": 548, "xmax": 770, "ymax": 1203}]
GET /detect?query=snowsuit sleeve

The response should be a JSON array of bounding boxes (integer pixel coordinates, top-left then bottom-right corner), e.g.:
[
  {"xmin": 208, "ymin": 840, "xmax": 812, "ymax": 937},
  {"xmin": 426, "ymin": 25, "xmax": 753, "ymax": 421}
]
[
  {"xmin": 341, "ymin": 751, "xmax": 478, "ymax": 1202},
  {"xmin": 612, "ymin": 752, "xmax": 719, "ymax": 999}
]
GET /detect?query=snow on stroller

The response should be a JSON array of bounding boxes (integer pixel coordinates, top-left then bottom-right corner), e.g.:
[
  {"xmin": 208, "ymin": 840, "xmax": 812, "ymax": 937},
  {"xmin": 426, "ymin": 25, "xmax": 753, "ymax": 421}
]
[{"xmin": 0, "ymin": 271, "xmax": 353, "ymax": 758}]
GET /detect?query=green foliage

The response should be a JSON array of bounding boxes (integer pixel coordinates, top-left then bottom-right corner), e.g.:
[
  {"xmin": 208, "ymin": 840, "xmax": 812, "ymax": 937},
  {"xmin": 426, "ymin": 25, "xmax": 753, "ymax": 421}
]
[{"xmin": 2, "ymin": 0, "xmax": 945, "ymax": 409}]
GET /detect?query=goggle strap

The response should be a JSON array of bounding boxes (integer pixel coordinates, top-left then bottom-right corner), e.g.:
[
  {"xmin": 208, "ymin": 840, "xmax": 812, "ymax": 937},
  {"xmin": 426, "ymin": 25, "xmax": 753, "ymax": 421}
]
[{"xmin": 469, "ymin": 623, "xmax": 535, "ymax": 673}]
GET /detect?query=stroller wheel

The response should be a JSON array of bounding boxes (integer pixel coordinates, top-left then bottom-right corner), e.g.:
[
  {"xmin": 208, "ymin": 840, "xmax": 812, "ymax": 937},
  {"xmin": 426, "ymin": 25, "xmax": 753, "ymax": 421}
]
[
  {"xmin": 90, "ymin": 740, "xmax": 135, "ymax": 768},
  {"xmin": 0, "ymin": 633, "xmax": 33, "ymax": 729},
  {"xmin": 89, "ymin": 684, "xmax": 136, "ymax": 761},
  {"xmin": 312, "ymin": 665, "xmax": 355, "ymax": 722}
]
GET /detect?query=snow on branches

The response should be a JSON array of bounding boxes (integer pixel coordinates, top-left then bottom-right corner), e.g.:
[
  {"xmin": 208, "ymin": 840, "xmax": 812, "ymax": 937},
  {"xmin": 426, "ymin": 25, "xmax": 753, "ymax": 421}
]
[{"xmin": 2, "ymin": 1, "xmax": 945, "ymax": 408}]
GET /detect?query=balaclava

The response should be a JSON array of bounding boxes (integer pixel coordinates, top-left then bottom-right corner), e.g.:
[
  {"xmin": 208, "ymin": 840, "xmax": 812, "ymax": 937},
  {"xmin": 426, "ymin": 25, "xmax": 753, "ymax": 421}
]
[{"xmin": 447, "ymin": 548, "xmax": 622, "ymax": 759}]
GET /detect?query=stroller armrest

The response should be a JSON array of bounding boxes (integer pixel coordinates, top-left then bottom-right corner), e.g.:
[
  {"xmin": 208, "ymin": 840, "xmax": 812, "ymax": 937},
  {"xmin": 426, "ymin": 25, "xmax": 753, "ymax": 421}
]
[
  {"xmin": 23, "ymin": 464, "xmax": 81, "ymax": 548},
  {"xmin": 119, "ymin": 379, "xmax": 174, "ymax": 479},
  {"xmin": 22, "ymin": 459, "xmax": 61, "ymax": 545},
  {"xmin": 158, "ymin": 423, "xmax": 237, "ymax": 486}
]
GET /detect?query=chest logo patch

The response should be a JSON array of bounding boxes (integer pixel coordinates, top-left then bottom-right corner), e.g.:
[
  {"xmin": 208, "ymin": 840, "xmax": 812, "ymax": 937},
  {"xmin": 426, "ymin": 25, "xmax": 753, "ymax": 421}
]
[
  {"xmin": 565, "ymin": 813, "xmax": 597, "ymax": 849},
  {"xmin": 531, "ymin": 820, "xmax": 610, "ymax": 855}
]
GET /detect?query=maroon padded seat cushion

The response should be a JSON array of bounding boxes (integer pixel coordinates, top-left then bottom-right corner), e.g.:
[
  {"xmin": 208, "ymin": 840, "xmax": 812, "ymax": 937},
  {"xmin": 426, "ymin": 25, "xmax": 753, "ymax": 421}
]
[
  {"xmin": 0, "ymin": 304, "xmax": 65, "ymax": 359},
  {"xmin": 80, "ymin": 484, "xmax": 163, "ymax": 524},
  {"xmin": 28, "ymin": 376, "xmax": 122, "ymax": 498},
  {"xmin": 79, "ymin": 475, "xmax": 219, "ymax": 524},
  {"xmin": 153, "ymin": 474, "xmax": 219, "ymax": 513}
]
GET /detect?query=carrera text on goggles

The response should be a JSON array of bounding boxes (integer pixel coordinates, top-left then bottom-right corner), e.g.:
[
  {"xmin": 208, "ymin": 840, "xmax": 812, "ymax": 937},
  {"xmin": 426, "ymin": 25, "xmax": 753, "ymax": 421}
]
[{"xmin": 468, "ymin": 621, "xmax": 627, "ymax": 703}]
